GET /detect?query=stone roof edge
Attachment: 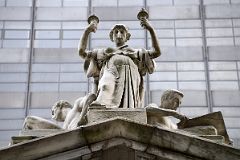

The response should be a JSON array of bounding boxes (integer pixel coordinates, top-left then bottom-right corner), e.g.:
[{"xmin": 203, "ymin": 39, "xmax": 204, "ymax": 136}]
[{"xmin": 0, "ymin": 117, "xmax": 239, "ymax": 160}]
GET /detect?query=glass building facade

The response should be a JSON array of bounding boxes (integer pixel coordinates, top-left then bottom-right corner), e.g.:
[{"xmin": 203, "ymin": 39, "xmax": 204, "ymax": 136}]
[{"xmin": 0, "ymin": 0, "xmax": 240, "ymax": 148}]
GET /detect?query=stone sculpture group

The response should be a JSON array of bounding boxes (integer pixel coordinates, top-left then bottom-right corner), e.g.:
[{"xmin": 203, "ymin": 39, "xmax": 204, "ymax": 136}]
[{"xmin": 22, "ymin": 8, "xmax": 231, "ymax": 146}]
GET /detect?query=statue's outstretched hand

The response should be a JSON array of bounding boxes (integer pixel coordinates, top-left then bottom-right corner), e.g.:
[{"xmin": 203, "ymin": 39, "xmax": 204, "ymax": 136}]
[
  {"xmin": 86, "ymin": 22, "xmax": 97, "ymax": 33},
  {"xmin": 140, "ymin": 18, "xmax": 152, "ymax": 31},
  {"xmin": 177, "ymin": 115, "xmax": 189, "ymax": 129}
]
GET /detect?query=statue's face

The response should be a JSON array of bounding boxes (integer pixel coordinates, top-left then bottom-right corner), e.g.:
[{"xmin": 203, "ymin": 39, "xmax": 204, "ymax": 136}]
[
  {"xmin": 113, "ymin": 27, "xmax": 127, "ymax": 46},
  {"xmin": 172, "ymin": 95, "xmax": 182, "ymax": 110},
  {"xmin": 51, "ymin": 104, "xmax": 62, "ymax": 121}
]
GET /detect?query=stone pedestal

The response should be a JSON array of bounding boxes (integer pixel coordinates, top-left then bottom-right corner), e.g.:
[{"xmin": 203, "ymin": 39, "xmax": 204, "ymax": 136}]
[{"xmin": 87, "ymin": 107, "xmax": 147, "ymax": 124}]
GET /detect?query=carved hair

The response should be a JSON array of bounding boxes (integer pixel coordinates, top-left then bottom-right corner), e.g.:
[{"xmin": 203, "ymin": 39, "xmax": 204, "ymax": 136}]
[
  {"xmin": 53, "ymin": 100, "xmax": 73, "ymax": 110},
  {"xmin": 109, "ymin": 24, "xmax": 131, "ymax": 42},
  {"xmin": 161, "ymin": 89, "xmax": 184, "ymax": 109}
]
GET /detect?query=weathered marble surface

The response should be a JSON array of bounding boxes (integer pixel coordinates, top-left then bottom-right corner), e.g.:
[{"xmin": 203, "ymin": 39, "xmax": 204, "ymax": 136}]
[{"xmin": 1, "ymin": 118, "xmax": 239, "ymax": 160}]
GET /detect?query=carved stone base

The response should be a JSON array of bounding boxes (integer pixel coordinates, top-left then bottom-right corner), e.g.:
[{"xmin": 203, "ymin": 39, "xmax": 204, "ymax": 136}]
[{"xmin": 87, "ymin": 107, "xmax": 147, "ymax": 124}]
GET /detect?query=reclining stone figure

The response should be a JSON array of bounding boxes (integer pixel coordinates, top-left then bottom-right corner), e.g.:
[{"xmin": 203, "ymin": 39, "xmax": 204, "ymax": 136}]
[
  {"xmin": 146, "ymin": 89, "xmax": 231, "ymax": 145},
  {"xmin": 23, "ymin": 93, "xmax": 96, "ymax": 130}
]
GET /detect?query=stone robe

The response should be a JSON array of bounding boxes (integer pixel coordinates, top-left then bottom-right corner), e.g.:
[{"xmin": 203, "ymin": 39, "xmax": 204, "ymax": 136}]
[{"xmin": 84, "ymin": 45, "xmax": 155, "ymax": 108}]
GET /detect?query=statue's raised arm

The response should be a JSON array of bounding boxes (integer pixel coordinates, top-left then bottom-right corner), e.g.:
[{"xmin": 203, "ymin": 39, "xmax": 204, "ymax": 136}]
[
  {"xmin": 78, "ymin": 15, "xmax": 99, "ymax": 59},
  {"xmin": 138, "ymin": 8, "xmax": 161, "ymax": 59}
]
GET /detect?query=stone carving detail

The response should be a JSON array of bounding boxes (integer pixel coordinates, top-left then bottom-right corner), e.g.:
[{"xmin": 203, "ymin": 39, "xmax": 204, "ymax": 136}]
[
  {"xmin": 146, "ymin": 89, "xmax": 231, "ymax": 145},
  {"xmin": 78, "ymin": 8, "xmax": 161, "ymax": 108},
  {"xmin": 19, "ymin": 8, "xmax": 232, "ymax": 147},
  {"xmin": 23, "ymin": 93, "xmax": 96, "ymax": 130}
]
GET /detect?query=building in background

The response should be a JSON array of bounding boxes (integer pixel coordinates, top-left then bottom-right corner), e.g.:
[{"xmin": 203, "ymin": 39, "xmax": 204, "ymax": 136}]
[{"xmin": 0, "ymin": 0, "xmax": 240, "ymax": 149}]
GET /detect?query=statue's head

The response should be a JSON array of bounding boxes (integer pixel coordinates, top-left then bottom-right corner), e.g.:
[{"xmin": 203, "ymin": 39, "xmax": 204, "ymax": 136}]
[
  {"xmin": 51, "ymin": 100, "xmax": 73, "ymax": 122},
  {"xmin": 161, "ymin": 89, "xmax": 184, "ymax": 110},
  {"xmin": 109, "ymin": 24, "xmax": 131, "ymax": 46}
]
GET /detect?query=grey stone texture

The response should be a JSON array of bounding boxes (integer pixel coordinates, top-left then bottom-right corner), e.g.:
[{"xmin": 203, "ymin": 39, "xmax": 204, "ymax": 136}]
[{"xmin": 0, "ymin": 118, "xmax": 239, "ymax": 160}]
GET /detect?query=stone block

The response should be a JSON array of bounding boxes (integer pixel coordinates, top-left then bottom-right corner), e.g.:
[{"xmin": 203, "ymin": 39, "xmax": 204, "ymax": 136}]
[
  {"xmin": 233, "ymin": 19, "xmax": 240, "ymax": 27},
  {"xmin": 212, "ymin": 91, "xmax": 240, "ymax": 106},
  {"xmin": 5, "ymin": 30, "xmax": 30, "ymax": 39},
  {"xmin": 62, "ymin": 21, "xmax": 88, "ymax": 29},
  {"xmin": 151, "ymin": 20, "xmax": 174, "ymax": 29},
  {"xmin": 155, "ymin": 62, "xmax": 176, "ymax": 71},
  {"xmin": 93, "ymin": 7, "xmax": 139, "ymax": 20},
  {"xmin": 176, "ymin": 38, "xmax": 203, "ymax": 46},
  {"xmin": 63, "ymin": 0, "xmax": 88, "ymax": 7},
  {"xmin": 205, "ymin": 4, "xmax": 240, "ymax": 18},
  {"xmin": 0, "ymin": 119, "xmax": 24, "ymax": 130},
  {"xmin": 28, "ymin": 109, "xmax": 52, "ymax": 119},
  {"xmin": 35, "ymin": 30, "xmax": 60, "ymax": 39},
  {"xmin": 174, "ymin": 0, "xmax": 200, "ymax": 5},
  {"xmin": 203, "ymin": 0, "xmax": 230, "ymax": 4},
  {"xmin": 177, "ymin": 62, "xmax": 205, "ymax": 71},
  {"xmin": 118, "ymin": 0, "xmax": 144, "ymax": 6},
  {"xmin": 178, "ymin": 71, "xmax": 206, "ymax": 80},
  {"xmin": 208, "ymin": 61, "xmax": 237, "ymax": 70},
  {"xmin": 7, "ymin": 0, "xmax": 32, "ymax": 6},
  {"xmin": 92, "ymin": 0, "xmax": 117, "ymax": 6},
  {"xmin": 208, "ymin": 46, "xmax": 240, "ymax": 60},
  {"xmin": 213, "ymin": 107, "xmax": 240, "ymax": 117},
  {"xmin": 0, "ymin": 130, "xmax": 20, "ymax": 141},
  {"xmin": 0, "ymin": 64, "xmax": 28, "ymax": 72},
  {"xmin": 20, "ymin": 129, "xmax": 65, "ymax": 137},
  {"xmin": 209, "ymin": 71, "xmax": 238, "ymax": 80},
  {"xmin": 30, "ymin": 83, "xmax": 59, "ymax": 92},
  {"xmin": 0, "ymin": 83, "xmax": 26, "ymax": 92},
  {"xmin": 34, "ymin": 40, "xmax": 60, "ymax": 48},
  {"xmin": 62, "ymin": 40, "xmax": 79, "ymax": 48},
  {"xmin": 147, "ymin": 0, "xmax": 172, "ymax": 5},
  {"xmin": 205, "ymin": 19, "xmax": 232, "ymax": 28},
  {"xmin": 178, "ymin": 81, "xmax": 206, "ymax": 90},
  {"xmin": 176, "ymin": 29, "xmax": 202, "ymax": 38},
  {"xmin": 0, "ymin": 109, "xmax": 25, "ymax": 119},
  {"xmin": 153, "ymin": 29, "xmax": 174, "ymax": 38},
  {"xmin": 32, "ymin": 64, "xmax": 60, "ymax": 72},
  {"xmin": 224, "ymin": 118, "xmax": 240, "ymax": 128},
  {"xmin": 63, "ymin": 30, "xmax": 83, "ymax": 39},
  {"xmin": 0, "ymin": 73, "xmax": 27, "ymax": 82},
  {"xmin": 0, "ymin": 93, "xmax": 25, "ymax": 108},
  {"xmin": 179, "ymin": 107, "xmax": 209, "ymax": 117},
  {"xmin": 150, "ymin": 82, "xmax": 177, "ymax": 91},
  {"xmin": 60, "ymin": 73, "xmax": 87, "ymax": 82},
  {"xmin": 30, "ymin": 92, "xmax": 58, "ymax": 108},
  {"xmin": 36, "ymin": 0, "xmax": 62, "ymax": 7},
  {"xmin": 59, "ymin": 92, "xmax": 86, "ymax": 104},
  {"xmin": 87, "ymin": 108, "xmax": 147, "ymax": 124},
  {"xmin": 36, "ymin": 7, "xmax": 88, "ymax": 20},
  {"xmin": 3, "ymin": 40, "xmax": 30, "ymax": 48},
  {"xmin": 234, "ymin": 28, "xmax": 240, "ymax": 36},
  {"xmin": 149, "ymin": 72, "xmax": 177, "ymax": 81},
  {"xmin": 175, "ymin": 20, "xmax": 201, "ymax": 28},
  {"xmin": 154, "ymin": 38, "xmax": 175, "ymax": 46},
  {"xmin": 207, "ymin": 38, "xmax": 234, "ymax": 46},
  {"xmin": 60, "ymin": 63, "xmax": 84, "ymax": 72},
  {"xmin": 156, "ymin": 47, "xmax": 203, "ymax": 61},
  {"xmin": 210, "ymin": 81, "xmax": 239, "ymax": 90},
  {"xmin": 0, "ymin": 7, "xmax": 31, "ymax": 20},
  {"xmin": 33, "ymin": 48, "xmax": 80, "ymax": 63},
  {"xmin": 35, "ymin": 22, "xmax": 61, "ymax": 29},
  {"xmin": 206, "ymin": 28, "xmax": 233, "ymax": 37},
  {"xmin": 149, "ymin": 5, "xmax": 200, "ymax": 19},
  {"xmin": 31, "ymin": 73, "xmax": 59, "ymax": 82},
  {"xmin": 60, "ymin": 83, "xmax": 88, "ymax": 92},
  {"xmin": 5, "ymin": 21, "xmax": 31, "ymax": 29}
]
